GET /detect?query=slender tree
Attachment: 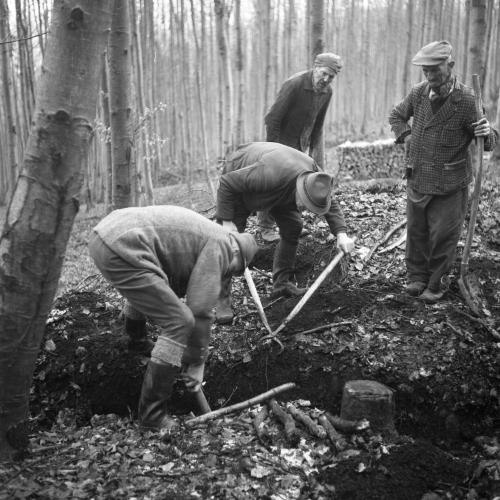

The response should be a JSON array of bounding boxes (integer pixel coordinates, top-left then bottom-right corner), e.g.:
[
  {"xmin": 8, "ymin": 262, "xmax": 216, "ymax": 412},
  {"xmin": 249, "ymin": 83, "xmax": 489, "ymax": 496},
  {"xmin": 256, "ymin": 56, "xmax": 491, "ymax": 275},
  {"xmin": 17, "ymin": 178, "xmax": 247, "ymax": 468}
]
[
  {"xmin": 467, "ymin": 0, "xmax": 488, "ymax": 87},
  {"xmin": 0, "ymin": 0, "xmax": 112, "ymax": 460},
  {"xmin": 108, "ymin": 0, "xmax": 133, "ymax": 209}
]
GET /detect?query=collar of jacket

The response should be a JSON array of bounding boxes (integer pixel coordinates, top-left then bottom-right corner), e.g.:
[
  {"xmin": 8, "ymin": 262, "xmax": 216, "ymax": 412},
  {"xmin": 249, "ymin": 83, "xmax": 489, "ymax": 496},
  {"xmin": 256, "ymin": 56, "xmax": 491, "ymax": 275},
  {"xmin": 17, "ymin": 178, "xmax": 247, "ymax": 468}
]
[{"xmin": 423, "ymin": 77, "xmax": 463, "ymax": 104}]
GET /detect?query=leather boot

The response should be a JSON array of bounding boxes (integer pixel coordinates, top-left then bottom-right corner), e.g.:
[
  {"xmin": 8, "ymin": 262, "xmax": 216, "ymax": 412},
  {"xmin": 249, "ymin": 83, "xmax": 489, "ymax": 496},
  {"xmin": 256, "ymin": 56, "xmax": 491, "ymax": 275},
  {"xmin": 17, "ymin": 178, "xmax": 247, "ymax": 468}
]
[
  {"xmin": 271, "ymin": 240, "xmax": 307, "ymax": 298},
  {"xmin": 216, "ymin": 276, "xmax": 233, "ymax": 324},
  {"xmin": 138, "ymin": 360, "xmax": 180, "ymax": 431},
  {"xmin": 125, "ymin": 317, "xmax": 154, "ymax": 356}
]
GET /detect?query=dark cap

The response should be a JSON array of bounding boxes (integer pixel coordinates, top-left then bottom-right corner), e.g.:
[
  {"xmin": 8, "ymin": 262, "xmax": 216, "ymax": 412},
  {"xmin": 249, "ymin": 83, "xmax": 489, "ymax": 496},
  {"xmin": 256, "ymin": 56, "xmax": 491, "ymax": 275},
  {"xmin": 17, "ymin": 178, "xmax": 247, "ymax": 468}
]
[{"xmin": 412, "ymin": 40, "xmax": 453, "ymax": 66}]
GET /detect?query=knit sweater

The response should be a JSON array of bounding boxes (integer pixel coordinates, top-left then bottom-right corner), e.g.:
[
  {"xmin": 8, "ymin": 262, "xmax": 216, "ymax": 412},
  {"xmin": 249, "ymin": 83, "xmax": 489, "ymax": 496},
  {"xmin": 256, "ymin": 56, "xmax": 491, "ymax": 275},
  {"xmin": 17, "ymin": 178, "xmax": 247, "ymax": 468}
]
[{"xmin": 93, "ymin": 205, "xmax": 233, "ymax": 318}]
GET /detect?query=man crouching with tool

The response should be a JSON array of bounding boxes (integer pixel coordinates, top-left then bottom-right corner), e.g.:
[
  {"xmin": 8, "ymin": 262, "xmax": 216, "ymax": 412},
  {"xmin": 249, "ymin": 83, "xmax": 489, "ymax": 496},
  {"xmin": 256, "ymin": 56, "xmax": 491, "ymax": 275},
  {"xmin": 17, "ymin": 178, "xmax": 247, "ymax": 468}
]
[
  {"xmin": 89, "ymin": 206, "xmax": 258, "ymax": 432},
  {"xmin": 215, "ymin": 141, "xmax": 355, "ymax": 324}
]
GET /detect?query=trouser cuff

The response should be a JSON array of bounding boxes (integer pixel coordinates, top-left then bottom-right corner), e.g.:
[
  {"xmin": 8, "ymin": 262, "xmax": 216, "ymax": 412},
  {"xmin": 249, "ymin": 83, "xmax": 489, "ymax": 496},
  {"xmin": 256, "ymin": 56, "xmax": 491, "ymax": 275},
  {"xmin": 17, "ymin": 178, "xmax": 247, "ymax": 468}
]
[{"xmin": 151, "ymin": 336, "xmax": 186, "ymax": 367}]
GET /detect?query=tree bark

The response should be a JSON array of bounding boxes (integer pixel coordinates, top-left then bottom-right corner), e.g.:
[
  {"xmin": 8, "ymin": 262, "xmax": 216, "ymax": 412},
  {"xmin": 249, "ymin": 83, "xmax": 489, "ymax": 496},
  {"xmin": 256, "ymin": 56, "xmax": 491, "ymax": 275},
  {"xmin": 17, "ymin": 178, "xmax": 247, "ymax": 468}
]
[
  {"xmin": 0, "ymin": 0, "xmax": 112, "ymax": 460},
  {"xmin": 0, "ymin": 0, "xmax": 18, "ymax": 202},
  {"xmin": 108, "ymin": 0, "xmax": 133, "ymax": 209},
  {"xmin": 467, "ymin": 0, "xmax": 488, "ymax": 87}
]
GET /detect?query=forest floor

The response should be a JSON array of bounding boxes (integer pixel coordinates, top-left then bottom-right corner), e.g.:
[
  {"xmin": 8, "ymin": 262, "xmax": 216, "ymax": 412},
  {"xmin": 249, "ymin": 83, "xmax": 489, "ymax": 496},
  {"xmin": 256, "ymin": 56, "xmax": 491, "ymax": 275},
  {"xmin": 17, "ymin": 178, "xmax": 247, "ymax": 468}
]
[{"xmin": 1, "ymin": 176, "xmax": 500, "ymax": 499}]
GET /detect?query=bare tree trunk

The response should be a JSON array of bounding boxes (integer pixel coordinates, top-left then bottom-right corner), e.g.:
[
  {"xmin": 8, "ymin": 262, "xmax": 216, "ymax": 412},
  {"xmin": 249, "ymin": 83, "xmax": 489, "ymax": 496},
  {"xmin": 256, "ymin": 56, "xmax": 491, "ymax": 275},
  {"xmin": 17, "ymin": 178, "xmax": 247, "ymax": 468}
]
[
  {"xmin": 108, "ymin": 0, "xmax": 133, "ymax": 209},
  {"xmin": 190, "ymin": 0, "xmax": 216, "ymax": 200},
  {"xmin": 0, "ymin": 0, "xmax": 112, "ymax": 460},
  {"xmin": 129, "ymin": 0, "xmax": 154, "ymax": 206},
  {"xmin": 0, "ymin": 0, "xmax": 18, "ymax": 202},
  {"xmin": 467, "ymin": 0, "xmax": 488, "ymax": 87},
  {"xmin": 234, "ymin": 0, "xmax": 244, "ymax": 146},
  {"xmin": 214, "ymin": 0, "xmax": 233, "ymax": 155},
  {"xmin": 462, "ymin": 0, "xmax": 471, "ymax": 81},
  {"xmin": 310, "ymin": 0, "xmax": 326, "ymax": 165},
  {"xmin": 100, "ymin": 51, "xmax": 113, "ymax": 212},
  {"xmin": 402, "ymin": 0, "xmax": 414, "ymax": 94}
]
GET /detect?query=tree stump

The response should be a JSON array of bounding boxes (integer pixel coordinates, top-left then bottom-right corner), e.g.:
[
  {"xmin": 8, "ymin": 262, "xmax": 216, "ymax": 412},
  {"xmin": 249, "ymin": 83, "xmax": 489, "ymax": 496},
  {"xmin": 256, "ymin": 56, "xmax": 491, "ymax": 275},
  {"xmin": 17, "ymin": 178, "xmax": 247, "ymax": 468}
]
[{"xmin": 340, "ymin": 380, "xmax": 396, "ymax": 435}]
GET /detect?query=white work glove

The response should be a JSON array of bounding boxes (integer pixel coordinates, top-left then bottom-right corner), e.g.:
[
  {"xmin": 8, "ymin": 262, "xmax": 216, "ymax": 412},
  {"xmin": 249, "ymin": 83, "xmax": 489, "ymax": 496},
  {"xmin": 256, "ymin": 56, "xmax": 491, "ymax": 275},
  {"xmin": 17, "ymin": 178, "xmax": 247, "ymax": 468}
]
[
  {"xmin": 336, "ymin": 232, "xmax": 355, "ymax": 254},
  {"xmin": 222, "ymin": 220, "xmax": 238, "ymax": 233},
  {"xmin": 472, "ymin": 117, "xmax": 491, "ymax": 137},
  {"xmin": 181, "ymin": 361, "xmax": 205, "ymax": 393}
]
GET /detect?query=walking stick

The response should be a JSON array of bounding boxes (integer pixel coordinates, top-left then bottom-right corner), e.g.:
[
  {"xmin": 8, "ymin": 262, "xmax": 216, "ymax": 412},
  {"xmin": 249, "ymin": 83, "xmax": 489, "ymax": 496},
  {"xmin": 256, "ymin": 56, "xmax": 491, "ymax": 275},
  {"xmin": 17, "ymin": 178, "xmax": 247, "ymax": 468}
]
[{"xmin": 457, "ymin": 74, "xmax": 486, "ymax": 316}]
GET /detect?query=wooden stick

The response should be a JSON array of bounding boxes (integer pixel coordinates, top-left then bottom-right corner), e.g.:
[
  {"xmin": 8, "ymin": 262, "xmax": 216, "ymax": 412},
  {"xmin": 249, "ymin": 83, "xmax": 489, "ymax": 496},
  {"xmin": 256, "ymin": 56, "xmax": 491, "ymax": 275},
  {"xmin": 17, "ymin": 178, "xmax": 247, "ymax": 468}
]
[
  {"xmin": 292, "ymin": 319, "xmax": 352, "ymax": 337},
  {"xmin": 262, "ymin": 249, "xmax": 348, "ymax": 342},
  {"xmin": 378, "ymin": 229, "xmax": 406, "ymax": 254},
  {"xmin": 245, "ymin": 268, "xmax": 273, "ymax": 334},
  {"xmin": 325, "ymin": 412, "xmax": 370, "ymax": 433},
  {"xmin": 268, "ymin": 398, "xmax": 299, "ymax": 445},
  {"xmin": 363, "ymin": 219, "xmax": 406, "ymax": 265},
  {"xmin": 185, "ymin": 382, "xmax": 296, "ymax": 427},
  {"xmin": 286, "ymin": 403, "xmax": 327, "ymax": 439},
  {"xmin": 318, "ymin": 414, "xmax": 347, "ymax": 451},
  {"xmin": 458, "ymin": 74, "xmax": 485, "ymax": 317}
]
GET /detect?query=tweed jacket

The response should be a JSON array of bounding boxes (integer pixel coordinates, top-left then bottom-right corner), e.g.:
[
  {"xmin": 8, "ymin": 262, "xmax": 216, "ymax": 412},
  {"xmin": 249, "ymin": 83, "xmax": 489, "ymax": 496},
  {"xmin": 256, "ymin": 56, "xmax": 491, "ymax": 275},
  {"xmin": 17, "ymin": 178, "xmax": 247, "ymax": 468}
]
[
  {"xmin": 389, "ymin": 78, "xmax": 498, "ymax": 195},
  {"xmin": 216, "ymin": 142, "xmax": 347, "ymax": 235},
  {"xmin": 93, "ymin": 206, "xmax": 233, "ymax": 320},
  {"xmin": 264, "ymin": 70, "xmax": 332, "ymax": 161}
]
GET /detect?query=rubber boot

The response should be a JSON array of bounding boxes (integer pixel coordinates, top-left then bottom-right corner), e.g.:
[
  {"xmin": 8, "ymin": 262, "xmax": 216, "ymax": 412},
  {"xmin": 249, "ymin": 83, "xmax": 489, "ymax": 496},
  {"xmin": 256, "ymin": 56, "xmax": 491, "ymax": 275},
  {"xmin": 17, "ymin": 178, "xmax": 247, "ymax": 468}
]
[
  {"xmin": 271, "ymin": 240, "xmax": 307, "ymax": 298},
  {"xmin": 125, "ymin": 317, "xmax": 154, "ymax": 356},
  {"xmin": 216, "ymin": 276, "xmax": 233, "ymax": 324},
  {"xmin": 138, "ymin": 360, "xmax": 180, "ymax": 431}
]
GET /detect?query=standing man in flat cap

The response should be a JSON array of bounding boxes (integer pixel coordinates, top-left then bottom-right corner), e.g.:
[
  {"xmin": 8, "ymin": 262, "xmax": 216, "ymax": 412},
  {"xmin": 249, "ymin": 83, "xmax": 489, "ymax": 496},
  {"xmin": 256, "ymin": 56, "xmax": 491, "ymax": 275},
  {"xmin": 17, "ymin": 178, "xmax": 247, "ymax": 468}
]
[
  {"xmin": 216, "ymin": 142, "xmax": 355, "ymax": 311},
  {"xmin": 257, "ymin": 52, "xmax": 343, "ymax": 243},
  {"xmin": 89, "ymin": 206, "xmax": 258, "ymax": 431},
  {"xmin": 389, "ymin": 40, "xmax": 498, "ymax": 303}
]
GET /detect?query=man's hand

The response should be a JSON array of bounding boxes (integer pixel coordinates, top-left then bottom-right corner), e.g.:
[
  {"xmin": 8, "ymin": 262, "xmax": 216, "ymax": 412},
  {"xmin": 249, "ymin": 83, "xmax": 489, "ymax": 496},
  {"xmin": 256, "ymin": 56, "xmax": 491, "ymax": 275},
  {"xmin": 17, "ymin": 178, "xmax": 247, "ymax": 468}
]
[
  {"xmin": 222, "ymin": 220, "xmax": 238, "ymax": 232},
  {"xmin": 181, "ymin": 361, "xmax": 205, "ymax": 392},
  {"xmin": 403, "ymin": 134, "xmax": 411, "ymax": 156},
  {"xmin": 472, "ymin": 117, "xmax": 491, "ymax": 137},
  {"xmin": 336, "ymin": 232, "xmax": 355, "ymax": 254}
]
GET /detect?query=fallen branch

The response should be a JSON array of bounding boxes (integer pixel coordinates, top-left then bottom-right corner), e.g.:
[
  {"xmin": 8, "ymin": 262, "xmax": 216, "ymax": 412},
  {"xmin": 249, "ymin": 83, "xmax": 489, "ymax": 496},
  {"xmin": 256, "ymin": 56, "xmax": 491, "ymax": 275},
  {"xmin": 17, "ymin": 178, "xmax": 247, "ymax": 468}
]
[
  {"xmin": 363, "ymin": 219, "xmax": 406, "ymax": 265},
  {"xmin": 378, "ymin": 229, "xmax": 406, "ymax": 254},
  {"xmin": 291, "ymin": 319, "xmax": 352, "ymax": 338},
  {"xmin": 318, "ymin": 414, "xmax": 348, "ymax": 451},
  {"xmin": 185, "ymin": 382, "xmax": 296, "ymax": 427},
  {"xmin": 286, "ymin": 403, "xmax": 327, "ymax": 439},
  {"xmin": 325, "ymin": 412, "xmax": 370, "ymax": 434},
  {"xmin": 452, "ymin": 308, "xmax": 500, "ymax": 341},
  {"xmin": 268, "ymin": 398, "xmax": 299, "ymax": 445}
]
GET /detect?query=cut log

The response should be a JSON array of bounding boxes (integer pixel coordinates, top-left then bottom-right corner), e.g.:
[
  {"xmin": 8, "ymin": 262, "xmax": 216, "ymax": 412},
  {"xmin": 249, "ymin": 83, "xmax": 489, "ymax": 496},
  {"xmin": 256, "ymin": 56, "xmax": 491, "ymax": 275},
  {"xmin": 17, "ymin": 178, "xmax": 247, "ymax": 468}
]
[
  {"xmin": 286, "ymin": 403, "xmax": 327, "ymax": 439},
  {"xmin": 268, "ymin": 398, "xmax": 299, "ymax": 445},
  {"xmin": 340, "ymin": 380, "xmax": 395, "ymax": 435},
  {"xmin": 324, "ymin": 412, "xmax": 370, "ymax": 433},
  {"xmin": 318, "ymin": 414, "xmax": 347, "ymax": 451},
  {"xmin": 252, "ymin": 405, "xmax": 271, "ymax": 446}
]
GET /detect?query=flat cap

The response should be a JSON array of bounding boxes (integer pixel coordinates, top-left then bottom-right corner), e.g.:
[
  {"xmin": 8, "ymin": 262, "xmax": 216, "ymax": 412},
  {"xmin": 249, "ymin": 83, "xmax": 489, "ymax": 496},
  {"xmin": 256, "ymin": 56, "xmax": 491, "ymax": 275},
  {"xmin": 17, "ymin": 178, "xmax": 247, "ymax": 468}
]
[
  {"xmin": 314, "ymin": 52, "xmax": 343, "ymax": 73},
  {"xmin": 412, "ymin": 40, "xmax": 452, "ymax": 66}
]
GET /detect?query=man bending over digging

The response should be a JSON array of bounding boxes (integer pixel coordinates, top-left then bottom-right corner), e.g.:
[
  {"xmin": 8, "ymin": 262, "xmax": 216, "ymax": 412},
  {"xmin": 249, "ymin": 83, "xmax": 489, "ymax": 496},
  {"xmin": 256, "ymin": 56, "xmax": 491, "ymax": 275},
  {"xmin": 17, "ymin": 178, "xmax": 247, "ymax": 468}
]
[{"xmin": 89, "ymin": 205, "xmax": 258, "ymax": 432}]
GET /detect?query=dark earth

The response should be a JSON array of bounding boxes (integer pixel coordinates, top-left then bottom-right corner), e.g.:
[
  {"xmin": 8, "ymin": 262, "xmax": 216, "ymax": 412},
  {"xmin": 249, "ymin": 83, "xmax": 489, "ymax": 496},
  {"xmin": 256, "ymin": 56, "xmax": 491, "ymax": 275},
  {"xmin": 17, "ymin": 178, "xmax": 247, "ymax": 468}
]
[{"xmin": 2, "ymin": 181, "xmax": 500, "ymax": 499}]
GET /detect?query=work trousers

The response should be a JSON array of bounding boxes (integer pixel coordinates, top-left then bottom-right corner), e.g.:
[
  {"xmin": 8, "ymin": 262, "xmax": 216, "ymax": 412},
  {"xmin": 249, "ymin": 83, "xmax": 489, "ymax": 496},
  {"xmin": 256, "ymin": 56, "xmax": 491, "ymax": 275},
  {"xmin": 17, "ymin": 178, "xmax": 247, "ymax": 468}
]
[
  {"xmin": 233, "ymin": 202, "xmax": 303, "ymax": 284},
  {"xmin": 406, "ymin": 186, "xmax": 468, "ymax": 291},
  {"xmin": 88, "ymin": 232, "xmax": 193, "ymax": 367}
]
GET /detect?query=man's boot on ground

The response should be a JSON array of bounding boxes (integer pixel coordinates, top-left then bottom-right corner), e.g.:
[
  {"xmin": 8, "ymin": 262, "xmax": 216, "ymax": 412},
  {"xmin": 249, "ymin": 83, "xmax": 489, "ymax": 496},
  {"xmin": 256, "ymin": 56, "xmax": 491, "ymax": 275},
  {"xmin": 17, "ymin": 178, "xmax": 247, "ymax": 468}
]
[
  {"xmin": 125, "ymin": 317, "xmax": 154, "ymax": 356},
  {"xmin": 271, "ymin": 240, "xmax": 307, "ymax": 298},
  {"xmin": 258, "ymin": 210, "xmax": 280, "ymax": 243},
  {"xmin": 138, "ymin": 360, "xmax": 180, "ymax": 432},
  {"xmin": 216, "ymin": 277, "xmax": 233, "ymax": 324}
]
